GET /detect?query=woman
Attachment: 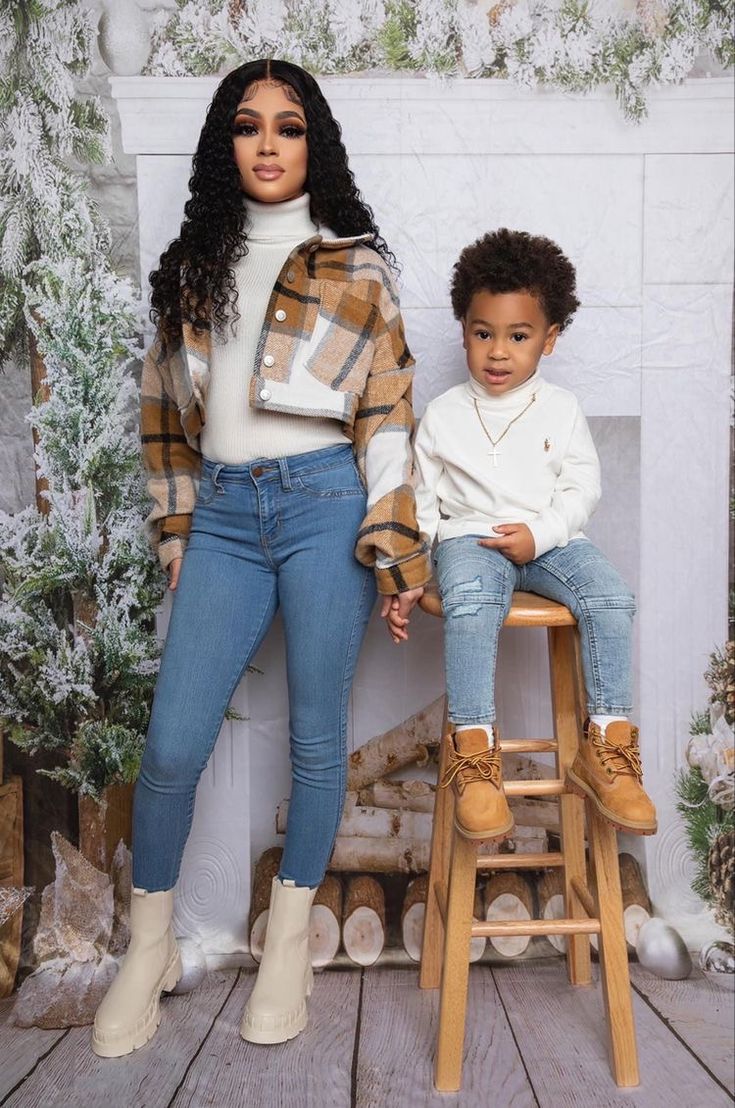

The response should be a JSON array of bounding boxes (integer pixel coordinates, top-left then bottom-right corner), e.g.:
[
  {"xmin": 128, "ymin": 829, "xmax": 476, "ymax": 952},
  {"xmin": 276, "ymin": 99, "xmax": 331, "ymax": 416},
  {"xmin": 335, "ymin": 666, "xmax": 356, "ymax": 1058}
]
[{"xmin": 92, "ymin": 59, "xmax": 430, "ymax": 1057}]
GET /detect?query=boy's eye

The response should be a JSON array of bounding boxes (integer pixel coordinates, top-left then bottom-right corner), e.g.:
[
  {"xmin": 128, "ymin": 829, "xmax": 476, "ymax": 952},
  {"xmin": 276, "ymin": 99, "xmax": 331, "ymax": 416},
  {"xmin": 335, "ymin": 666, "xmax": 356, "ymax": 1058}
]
[
  {"xmin": 474, "ymin": 329, "xmax": 491, "ymax": 340},
  {"xmin": 510, "ymin": 333, "xmax": 528, "ymax": 343}
]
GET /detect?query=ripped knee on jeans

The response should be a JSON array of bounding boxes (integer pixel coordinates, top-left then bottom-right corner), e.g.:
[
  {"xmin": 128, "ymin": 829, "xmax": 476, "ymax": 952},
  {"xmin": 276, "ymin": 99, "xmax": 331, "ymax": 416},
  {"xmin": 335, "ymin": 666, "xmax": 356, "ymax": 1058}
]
[{"xmin": 443, "ymin": 575, "xmax": 485, "ymax": 618}]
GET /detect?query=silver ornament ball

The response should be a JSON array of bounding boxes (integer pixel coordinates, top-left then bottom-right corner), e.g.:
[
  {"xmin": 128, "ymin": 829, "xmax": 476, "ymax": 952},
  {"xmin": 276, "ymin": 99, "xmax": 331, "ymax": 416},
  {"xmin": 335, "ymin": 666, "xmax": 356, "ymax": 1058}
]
[
  {"xmin": 635, "ymin": 917, "xmax": 692, "ymax": 980},
  {"xmin": 169, "ymin": 938, "xmax": 207, "ymax": 994},
  {"xmin": 699, "ymin": 940, "xmax": 735, "ymax": 975}
]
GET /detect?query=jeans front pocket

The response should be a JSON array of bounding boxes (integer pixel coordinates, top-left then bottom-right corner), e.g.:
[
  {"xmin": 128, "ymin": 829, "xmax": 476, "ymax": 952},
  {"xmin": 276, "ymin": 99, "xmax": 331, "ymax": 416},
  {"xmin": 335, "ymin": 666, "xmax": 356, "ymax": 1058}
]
[{"xmin": 295, "ymin": 458, "xmax": 365, "ymax": 499}]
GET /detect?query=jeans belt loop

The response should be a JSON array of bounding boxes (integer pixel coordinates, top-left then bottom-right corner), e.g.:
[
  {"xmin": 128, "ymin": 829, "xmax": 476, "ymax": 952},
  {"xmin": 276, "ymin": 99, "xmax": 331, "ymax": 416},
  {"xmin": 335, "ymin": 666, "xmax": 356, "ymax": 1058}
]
[
  {"xmin": 212, "ymin": 463, "xmax": 225, "ymax": 495},
  {"xmin": 278, "ymin": 456, "xmax": 292, "ymax": 491}
]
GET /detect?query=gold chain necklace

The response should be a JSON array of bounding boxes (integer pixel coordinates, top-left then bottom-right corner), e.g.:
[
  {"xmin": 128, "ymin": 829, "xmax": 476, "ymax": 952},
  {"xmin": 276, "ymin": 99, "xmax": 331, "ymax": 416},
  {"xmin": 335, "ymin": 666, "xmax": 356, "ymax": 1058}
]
[{"xmin": 472, "ymin": 392, "xmax": 536, "ymax": 468}]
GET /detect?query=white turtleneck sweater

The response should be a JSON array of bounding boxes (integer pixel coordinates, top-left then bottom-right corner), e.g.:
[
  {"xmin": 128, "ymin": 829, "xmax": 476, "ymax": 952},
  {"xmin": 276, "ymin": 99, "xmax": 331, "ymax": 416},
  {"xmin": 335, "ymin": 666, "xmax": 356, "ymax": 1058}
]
[
  {"xmin": 200, "ymin": 192, "xmax": 349, "ymax": 464},
  {"xmin": 414, "ymin": 371, "xmax": 601, "ymax": 558}
]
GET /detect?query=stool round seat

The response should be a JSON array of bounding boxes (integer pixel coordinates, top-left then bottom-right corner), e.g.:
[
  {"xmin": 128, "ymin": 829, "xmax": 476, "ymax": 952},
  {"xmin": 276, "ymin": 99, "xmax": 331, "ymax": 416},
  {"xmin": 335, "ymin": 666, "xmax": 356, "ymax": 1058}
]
[{"xmin": 419, "ymin": 585, "xmax": 576, "ymax": 627}]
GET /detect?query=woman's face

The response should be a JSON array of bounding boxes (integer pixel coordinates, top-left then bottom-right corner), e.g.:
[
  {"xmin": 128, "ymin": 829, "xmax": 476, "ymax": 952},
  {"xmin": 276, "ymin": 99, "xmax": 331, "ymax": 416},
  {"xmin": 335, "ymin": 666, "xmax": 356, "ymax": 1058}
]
[{"xmin": 232, "ymin": 80, "xmax": 308, "ymax": 204}]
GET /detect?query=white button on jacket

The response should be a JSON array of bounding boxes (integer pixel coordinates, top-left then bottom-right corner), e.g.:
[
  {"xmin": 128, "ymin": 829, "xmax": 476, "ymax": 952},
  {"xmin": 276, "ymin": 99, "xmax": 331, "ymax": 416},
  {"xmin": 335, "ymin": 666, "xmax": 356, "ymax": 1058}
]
[
  {"xmin": 263, "ymin": 354, "xmax": 275, "ymax": 367},
  {"xmin": 275, "ymin": 309, "xmax": 286, "ymax": 322},
  {"xmin": 259, "ymin": 388, "xmax": 271, "ymax": 401}
]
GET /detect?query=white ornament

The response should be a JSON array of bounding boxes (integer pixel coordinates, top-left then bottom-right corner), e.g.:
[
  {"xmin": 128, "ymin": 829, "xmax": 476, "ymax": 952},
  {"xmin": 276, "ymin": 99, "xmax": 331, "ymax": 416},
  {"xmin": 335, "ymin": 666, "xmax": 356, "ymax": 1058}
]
[
  {"xmin": 699, "ymin": 940, "xmax": 735, "ymax": 975},
  {"xmin": 636, "ymin": 917, "xmax": 692, "ymax": 980},
  {"xmin": 169, "ymin": 938, "xmax": 207, "ymax": 995},
  {"xmin": 98, "ymin": 0, "xmax": 151, "ymax": 76}
]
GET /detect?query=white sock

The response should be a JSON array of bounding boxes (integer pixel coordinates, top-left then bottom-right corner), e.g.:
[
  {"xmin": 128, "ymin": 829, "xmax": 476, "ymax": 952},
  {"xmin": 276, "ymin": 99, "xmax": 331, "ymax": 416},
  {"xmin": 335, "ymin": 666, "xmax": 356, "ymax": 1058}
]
[
  {"xmin": 590, "ymin": 714, "xmax": 628, "ymax": 735},
  {"xmin": 455, "ymin": 723, "xmax": 496, "ymax": 748}
]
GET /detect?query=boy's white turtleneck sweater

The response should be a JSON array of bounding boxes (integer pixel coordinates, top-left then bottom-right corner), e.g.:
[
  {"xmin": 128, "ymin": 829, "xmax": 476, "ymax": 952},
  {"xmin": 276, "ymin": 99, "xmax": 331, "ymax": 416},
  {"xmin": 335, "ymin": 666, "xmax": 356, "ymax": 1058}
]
[
  {"xmin": 200, "ymin": 192, "xmax": 349, "ymax": 464},
  {"xmin": 414, "ymin": 370, "xmax": 601, "ymax": 558}
]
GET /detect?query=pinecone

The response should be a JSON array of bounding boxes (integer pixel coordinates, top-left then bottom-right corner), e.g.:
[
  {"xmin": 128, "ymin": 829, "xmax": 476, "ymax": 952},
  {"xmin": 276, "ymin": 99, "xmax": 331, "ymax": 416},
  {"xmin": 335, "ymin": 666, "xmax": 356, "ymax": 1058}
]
[{"xmin": 708, "ymin": 829, "xmax": 735, "ymax": 933}]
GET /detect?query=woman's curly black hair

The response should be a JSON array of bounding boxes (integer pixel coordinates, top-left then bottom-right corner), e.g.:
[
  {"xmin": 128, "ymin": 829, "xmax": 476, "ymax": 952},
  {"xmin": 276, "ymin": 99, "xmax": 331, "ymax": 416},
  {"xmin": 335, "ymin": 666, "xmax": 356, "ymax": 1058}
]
[
  {"xmin": 450, "ymin": 228, "xmax": 580, "ymax": 332},
  {"xmin": 150, "ymin": 59, "xmax": 396, "ymax": 350}
]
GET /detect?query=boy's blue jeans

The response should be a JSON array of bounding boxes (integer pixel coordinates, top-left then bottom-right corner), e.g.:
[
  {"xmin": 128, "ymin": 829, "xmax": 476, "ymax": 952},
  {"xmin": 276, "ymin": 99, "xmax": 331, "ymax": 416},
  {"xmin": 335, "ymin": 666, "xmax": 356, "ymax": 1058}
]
[
  {"xmin": 435, "ymin": 536, "xmax": 635, "ymax": 726},
  {"xmin": 133, "ymin": 445, "xmax": 376, "ymax": 892}
]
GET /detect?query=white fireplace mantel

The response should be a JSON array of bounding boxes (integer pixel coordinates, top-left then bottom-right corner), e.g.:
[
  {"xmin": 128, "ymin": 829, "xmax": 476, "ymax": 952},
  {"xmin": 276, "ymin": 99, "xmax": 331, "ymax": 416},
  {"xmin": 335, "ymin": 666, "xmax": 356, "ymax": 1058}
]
[{"xmin": 111, "ymin": 75, "xmax": 733, "ymax": 958}]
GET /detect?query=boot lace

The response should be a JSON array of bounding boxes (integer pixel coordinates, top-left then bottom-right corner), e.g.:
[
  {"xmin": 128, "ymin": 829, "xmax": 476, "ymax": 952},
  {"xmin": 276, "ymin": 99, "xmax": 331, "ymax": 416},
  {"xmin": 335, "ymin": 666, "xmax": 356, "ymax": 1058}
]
[
  {"xmin": 593, "ymin": 726, "xmax": 643, "ymax": 782},
  {"xmin": 440, "ymin": 746, "xmax": 502, "ymax": 793}
]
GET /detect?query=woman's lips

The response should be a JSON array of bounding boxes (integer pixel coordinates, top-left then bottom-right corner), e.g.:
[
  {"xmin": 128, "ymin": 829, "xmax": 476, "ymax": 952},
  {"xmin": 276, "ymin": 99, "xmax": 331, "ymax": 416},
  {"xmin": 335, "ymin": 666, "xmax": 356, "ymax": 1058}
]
[{"xmin": 253, "ymin": 165, "xmax": 285, "ymax": 179}]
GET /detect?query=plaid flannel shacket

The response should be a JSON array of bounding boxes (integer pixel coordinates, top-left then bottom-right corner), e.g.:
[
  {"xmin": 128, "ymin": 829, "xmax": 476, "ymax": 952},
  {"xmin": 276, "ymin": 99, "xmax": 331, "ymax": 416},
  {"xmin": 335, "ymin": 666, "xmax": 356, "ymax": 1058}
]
[{"xmin": 140, "ymin": 233, "xmax": 432, "ymax": 594}]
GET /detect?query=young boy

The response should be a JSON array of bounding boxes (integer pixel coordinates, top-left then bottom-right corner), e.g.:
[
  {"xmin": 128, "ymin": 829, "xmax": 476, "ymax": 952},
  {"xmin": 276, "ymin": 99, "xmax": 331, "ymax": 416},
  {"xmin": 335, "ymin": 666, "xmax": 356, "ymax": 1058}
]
[{"xmin": 392, "ymin": 228, "xmax": 656, "ymax": 841}]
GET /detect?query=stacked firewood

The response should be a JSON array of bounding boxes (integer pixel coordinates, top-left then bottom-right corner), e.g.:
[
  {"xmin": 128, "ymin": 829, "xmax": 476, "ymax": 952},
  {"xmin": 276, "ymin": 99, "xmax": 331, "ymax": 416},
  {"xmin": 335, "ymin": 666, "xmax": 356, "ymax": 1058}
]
[{"xmin": 251, "ymin": 698, "xmax": 657, "ymax": 966}]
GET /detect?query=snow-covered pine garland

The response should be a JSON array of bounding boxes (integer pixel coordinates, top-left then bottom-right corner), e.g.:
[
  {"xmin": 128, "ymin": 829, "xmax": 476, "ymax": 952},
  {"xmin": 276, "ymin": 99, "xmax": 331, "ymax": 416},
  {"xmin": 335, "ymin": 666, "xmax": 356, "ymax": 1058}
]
[
  {"xmin": 146, "ymin": 0, "xmax": 734, "ymax": 121},
  {"xmin": 0, "ymin": 1, "xmax": 165, "ymax": 799},
  {"xmin": 0, "ymin": 0, "xmax": 110, "ymax": 366}
]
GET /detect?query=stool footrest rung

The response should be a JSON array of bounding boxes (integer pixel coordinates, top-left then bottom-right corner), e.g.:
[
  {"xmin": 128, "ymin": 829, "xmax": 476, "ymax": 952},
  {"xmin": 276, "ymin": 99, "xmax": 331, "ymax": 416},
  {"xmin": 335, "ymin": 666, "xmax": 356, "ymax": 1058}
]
[
  {"xmin": 476, "ymin": 852, "xmax": 564, "ymax": 871},
  {"xmin": 504, "ymin": 779, "xmax": 566, "ymax": 797},
  {"xmin": 471, "ymin": 917, "xmax": 601, "ymax": 939},
  {"xmin": 499, "ymin": 739, "xmax": 558, "ymax": 753}
]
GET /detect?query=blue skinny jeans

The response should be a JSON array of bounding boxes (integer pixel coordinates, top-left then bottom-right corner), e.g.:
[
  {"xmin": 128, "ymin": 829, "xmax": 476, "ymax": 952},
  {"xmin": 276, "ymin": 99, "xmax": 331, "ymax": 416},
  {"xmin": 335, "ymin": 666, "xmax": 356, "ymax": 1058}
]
[
  {"xmin": 435, "ymin": 536, "xmax": 636, "ymax": 726},
  {"xmin": 133, "ymin": 444, "xmax": 376, "ymax": 891}
]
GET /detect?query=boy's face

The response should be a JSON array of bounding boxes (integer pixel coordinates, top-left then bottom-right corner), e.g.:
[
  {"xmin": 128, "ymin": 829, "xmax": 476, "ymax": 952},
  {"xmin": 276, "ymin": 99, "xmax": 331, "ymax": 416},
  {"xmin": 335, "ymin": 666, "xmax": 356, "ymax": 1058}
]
[{"xmin": 462, "ymin": 289, "xmax": 559, "ymax": 396}]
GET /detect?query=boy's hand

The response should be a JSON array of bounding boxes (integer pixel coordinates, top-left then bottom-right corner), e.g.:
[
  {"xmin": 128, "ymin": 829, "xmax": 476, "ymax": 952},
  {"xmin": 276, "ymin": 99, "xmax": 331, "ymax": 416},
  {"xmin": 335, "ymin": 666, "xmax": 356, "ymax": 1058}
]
[
  {"xmin": 478, "ymin": 524, "xmax": 536, "ymax": 566},
  {"xmin": 380, "ymin": 587, "xmax": 425, "ymax": 644},
  {"xmin": 168, "ymin": 557, "xmax": 183, "ymax": 591}
]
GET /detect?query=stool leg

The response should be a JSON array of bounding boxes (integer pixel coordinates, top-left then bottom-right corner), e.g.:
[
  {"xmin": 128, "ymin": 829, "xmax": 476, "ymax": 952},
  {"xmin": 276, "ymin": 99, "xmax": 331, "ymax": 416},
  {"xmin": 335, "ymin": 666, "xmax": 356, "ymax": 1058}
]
[
  {"xmin": 587, "ymin": 801, "xmax": 640, "ymax": 1087},
  {"xmin": 548, "ymin": 625, "xmax": 591, "ymax": 987},
  {"xmin": 420, "ymin": 703, "xmax": 452, "ymax": 990},
  {"xmin": 434, "ymin": 828, "xmax": 477, "ymax": 1093}
]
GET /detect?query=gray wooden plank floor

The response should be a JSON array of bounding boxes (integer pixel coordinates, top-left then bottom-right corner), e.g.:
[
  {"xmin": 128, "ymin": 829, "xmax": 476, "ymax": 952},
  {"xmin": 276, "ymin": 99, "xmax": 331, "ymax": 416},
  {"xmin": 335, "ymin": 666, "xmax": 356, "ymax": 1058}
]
[{"xmin": 1, "ymin": 960, "xmax": 732, "ymax": 1108}]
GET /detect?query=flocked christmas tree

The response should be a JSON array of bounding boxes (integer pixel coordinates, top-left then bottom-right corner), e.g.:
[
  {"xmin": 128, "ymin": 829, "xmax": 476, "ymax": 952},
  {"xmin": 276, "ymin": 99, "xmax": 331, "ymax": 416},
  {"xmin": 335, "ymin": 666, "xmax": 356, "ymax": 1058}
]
[{"xmin": 0, "ymin": 2, "xmax": 164, "ymax": 842}]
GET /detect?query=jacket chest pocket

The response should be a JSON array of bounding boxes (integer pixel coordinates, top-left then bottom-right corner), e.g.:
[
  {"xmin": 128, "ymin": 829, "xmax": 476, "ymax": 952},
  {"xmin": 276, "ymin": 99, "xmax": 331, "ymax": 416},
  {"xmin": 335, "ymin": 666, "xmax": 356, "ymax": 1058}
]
[{"xmin": 303, "ymin": 280, "xmax": 376, "ymax": 393}]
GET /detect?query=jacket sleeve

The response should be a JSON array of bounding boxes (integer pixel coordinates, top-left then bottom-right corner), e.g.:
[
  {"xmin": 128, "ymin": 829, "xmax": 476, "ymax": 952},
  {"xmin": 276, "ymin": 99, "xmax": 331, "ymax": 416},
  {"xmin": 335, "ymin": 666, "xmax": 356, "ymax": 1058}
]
[
  {"xmin": 140, "ymin": 338, "xmax": 200, "ymax": 571},
  {"xmin": 527, "ymin": 402, "xmax": 602, "ymax": 558},
  {"xmin": 413, "ymin": 408, "xmax": 443, "ymax": 547},
  {"xmin": 353, "ymin": 269, "xmax": 432, "ymax": 594}
]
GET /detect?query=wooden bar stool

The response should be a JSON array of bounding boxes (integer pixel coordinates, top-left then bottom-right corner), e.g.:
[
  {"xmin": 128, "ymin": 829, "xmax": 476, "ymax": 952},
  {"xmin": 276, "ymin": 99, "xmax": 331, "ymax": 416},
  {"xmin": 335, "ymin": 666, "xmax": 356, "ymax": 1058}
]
[{"xmin": 418, "ymin": 587, "xmax": 639, "ymax": 1093}]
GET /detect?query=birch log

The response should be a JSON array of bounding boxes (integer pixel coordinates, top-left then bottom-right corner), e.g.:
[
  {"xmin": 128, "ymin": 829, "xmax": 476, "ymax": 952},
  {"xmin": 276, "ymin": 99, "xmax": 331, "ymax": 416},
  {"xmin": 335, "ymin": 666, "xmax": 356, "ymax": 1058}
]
[
  {"xmin": 347, "ymin": 696, "xmax": 445, "ymax": 792},
  {"xmin": 484, "ymin": 872, "xmax": 534, "ymax": 957},
  {"xmin": 357, "ymin": 779, "xmax": 436, "ymax": 813},
  {"xmin": 401, "ymin": 875, "xmax": 429, "ymax": 961},
  {"xmin": 248, "ymin": 847, "xmax": 282, "ymax": 963},
  {"xmin": 329, "ymin": 836, "xmax": 430, "ymax": 874},
  {"xmin": 277, "ymin": 799, "xmax": 432, "ymax": 840},
  {"xmin": 342, "ymin": 876, "xmax": 385, "ymax": 966},
  {"xmin": 310, "ymin": 874, "xmax": 342, "ymax": 968}
]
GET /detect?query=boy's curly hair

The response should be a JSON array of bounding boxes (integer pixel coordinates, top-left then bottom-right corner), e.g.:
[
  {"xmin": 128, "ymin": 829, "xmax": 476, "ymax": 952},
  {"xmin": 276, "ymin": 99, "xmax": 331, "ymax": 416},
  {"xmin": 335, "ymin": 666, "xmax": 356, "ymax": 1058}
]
[{"xmin": 450, "ymin": 228, "xmax": 580, "ymax": 332}]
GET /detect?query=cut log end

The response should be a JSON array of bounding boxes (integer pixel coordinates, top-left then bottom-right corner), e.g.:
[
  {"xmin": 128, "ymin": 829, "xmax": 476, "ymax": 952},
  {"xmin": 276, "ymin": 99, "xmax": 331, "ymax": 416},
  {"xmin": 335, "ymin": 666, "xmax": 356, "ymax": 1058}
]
[
  {"xmin": 310, "ymin": 903, "xmax": 341, "ymax": 968},
  {"xmin": 484, "ymin": 873, "xmax": 533, "ymax": 957},
  {"xmin": 342, "ymin": 906, "xmax": 384, "ymax": 966}
]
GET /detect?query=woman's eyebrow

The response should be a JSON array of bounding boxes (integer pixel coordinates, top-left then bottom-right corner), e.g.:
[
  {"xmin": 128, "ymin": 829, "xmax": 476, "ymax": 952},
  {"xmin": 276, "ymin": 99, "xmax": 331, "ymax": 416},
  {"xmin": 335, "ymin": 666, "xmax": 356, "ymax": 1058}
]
[{"xmin": 234, "ymin": 106, "xmax": 306, "ymax": 122}]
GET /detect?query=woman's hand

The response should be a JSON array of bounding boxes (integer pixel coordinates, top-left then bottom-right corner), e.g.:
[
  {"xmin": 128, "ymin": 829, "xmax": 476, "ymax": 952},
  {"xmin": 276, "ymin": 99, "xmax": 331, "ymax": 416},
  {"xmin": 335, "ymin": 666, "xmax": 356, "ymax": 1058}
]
[
  {"xmin": 380, "ymin": 586, "xmax": 425, "ymax": 644},
  {"xmin": 168, "ymin": 557, "xmax": 183, "ymax": 591}
]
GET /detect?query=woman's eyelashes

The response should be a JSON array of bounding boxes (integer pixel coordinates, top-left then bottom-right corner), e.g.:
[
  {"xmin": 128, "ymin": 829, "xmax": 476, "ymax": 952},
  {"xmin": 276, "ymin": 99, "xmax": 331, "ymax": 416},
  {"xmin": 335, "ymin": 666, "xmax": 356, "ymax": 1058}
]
[{"xmin": 232, "ymin": 122, "xmax": 306, "ymax": 139}]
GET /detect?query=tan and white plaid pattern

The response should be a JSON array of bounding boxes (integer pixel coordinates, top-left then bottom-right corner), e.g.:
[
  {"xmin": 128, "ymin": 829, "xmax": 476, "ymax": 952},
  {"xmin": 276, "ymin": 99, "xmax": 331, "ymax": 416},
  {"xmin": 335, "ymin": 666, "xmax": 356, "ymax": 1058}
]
[{"xmin": 140, "ymin": 234, "xmax": 431, "ymax": 592}]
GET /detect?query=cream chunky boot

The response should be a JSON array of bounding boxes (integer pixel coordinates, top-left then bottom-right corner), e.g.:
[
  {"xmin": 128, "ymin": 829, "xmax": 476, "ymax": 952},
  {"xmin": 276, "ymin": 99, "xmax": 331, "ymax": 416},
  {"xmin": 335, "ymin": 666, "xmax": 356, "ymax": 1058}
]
[
  {"xmin": 240, "ymin": 877, "xmax": 317, "ymax": 1045},
  {"xmin": 91, "ymin": 888, "xmax": 181, "ymax": 1057}
]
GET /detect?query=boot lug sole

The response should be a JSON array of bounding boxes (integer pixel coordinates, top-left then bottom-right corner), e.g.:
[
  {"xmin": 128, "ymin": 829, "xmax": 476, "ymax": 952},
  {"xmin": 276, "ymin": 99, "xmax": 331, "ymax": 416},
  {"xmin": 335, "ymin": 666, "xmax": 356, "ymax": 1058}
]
[{"xmin": 91, "ymin": 947, "xmax": 182, "ymax": 1058}]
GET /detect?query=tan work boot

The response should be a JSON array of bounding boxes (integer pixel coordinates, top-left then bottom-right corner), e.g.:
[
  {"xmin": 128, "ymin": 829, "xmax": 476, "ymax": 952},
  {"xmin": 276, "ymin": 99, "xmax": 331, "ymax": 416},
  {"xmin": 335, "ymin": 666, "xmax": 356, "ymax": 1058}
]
[
  {"xmin": 92, "ymin": 888, "xmax": 181, "ymax": 1057},
  {"xmin": 240, "ymin": 876, "xmax": 317, "ymax": 1044},
  {"xmin": 566, "ymin": 719, "xmax": 657, "ymax": 834},
  {"xmin": 440, "ymin": 727, "xmax": 514, "ymax": 841}
]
